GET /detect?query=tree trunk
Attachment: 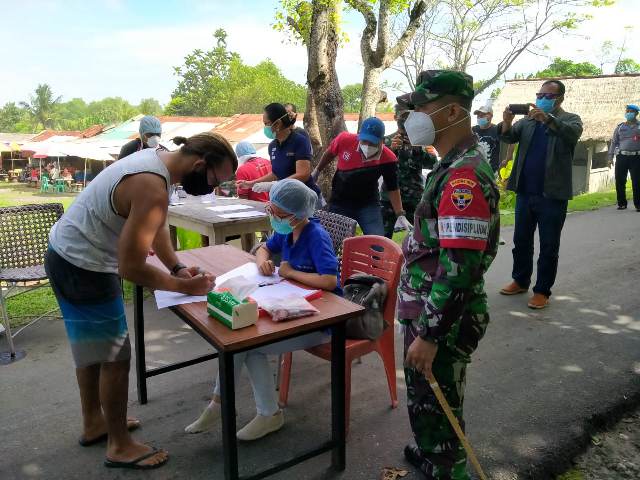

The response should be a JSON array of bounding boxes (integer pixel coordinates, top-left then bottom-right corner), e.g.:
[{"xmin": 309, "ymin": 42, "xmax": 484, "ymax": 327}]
[
  {"xmin": 303, "ymin": 0, "xmax": 346, "ymax": 199},
  {"xmin": 359, "ymin": 64, "xmax": 383, "ymax": 125}
]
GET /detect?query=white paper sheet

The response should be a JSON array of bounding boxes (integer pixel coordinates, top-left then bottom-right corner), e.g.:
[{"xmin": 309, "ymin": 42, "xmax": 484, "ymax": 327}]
[
  {"xmin": 218, "ymin": 211, "xmax": 266, "ymax": 219},
  {"xmin": 249, "ymin": 282, "xmax": 319, "ymax": 307},
  {"xmin": 154, "ymin": 290, "xmax": 206, "ymax": 309},
  {"xmin": 215, "ymin": 262, "xmax": 282, "ymax": 288},
  {"xmin": 206, "ymin": 204, "xmax": 253, "ymax": 212}
]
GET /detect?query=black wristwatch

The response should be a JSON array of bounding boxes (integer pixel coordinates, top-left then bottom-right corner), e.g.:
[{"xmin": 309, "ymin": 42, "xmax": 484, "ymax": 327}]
[
  {"xmin": 170, "ymin": 262, "xmax": 187, "ymax": 276},
  {"xmin": 396, "ymin": 210, "xmax": 406, "ymax": 217}
]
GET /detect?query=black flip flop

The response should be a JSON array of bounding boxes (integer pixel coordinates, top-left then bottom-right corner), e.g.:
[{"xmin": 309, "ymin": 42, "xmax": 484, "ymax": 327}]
[
  {"xmin": 78, "ymin": 420, "xmax": 141, "ymax": 447},
  {"xmin": 104, "ymin": 447, "xmax": 168, "ymax": 470}
]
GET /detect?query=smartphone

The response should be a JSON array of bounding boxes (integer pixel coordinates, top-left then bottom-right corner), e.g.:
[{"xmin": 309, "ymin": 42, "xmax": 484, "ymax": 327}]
[{"xmin": 508, "ymin": 104, "xmax": 530, "ymax": 115}]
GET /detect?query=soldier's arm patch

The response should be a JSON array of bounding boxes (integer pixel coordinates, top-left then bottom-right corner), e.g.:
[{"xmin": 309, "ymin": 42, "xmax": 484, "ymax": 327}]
[{"xmin": 437, "ymin": 168, "xmax": 490, "ymax": 250}]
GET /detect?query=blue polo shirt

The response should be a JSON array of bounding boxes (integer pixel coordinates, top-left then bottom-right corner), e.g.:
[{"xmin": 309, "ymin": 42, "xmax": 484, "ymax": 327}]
[
  {"xmin": 268, "ymin": 131, "xmax": 321, "ymax": 196},
  {"xmin": 266, "ymin": 219, "xmax": 342, "ymax": 295},
  {"xmin": 519, "ymin": 122, "xmax": 549, "ymax": 195}
]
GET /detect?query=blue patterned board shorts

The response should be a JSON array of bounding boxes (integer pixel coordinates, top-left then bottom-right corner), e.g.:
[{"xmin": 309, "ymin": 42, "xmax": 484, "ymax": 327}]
[{"xmin": 44, "ymin": 247, "xmax": 130, "ymax": 368}]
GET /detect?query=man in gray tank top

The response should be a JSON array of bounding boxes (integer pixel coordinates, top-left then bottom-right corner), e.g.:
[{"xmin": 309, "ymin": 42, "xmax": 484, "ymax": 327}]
[{"xmin": 44, "ymin": 133, "xmax": 237, "ymax": 470}]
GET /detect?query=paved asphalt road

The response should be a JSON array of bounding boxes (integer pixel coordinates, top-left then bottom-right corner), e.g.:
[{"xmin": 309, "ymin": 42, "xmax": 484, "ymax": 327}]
[{"xmin": 2, "ymin": 205, "xmax": 639, "ymax": 480}]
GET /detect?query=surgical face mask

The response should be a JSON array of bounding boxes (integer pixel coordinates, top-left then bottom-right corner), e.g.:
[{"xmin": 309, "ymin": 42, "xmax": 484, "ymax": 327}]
[
  {"xmin": 263, "ymin": 126, "xmax": 276, "ymax": 140},
  {"xmin": 535, "ymin": 97, "xmax": 556, "ymax": 114},
  {"xmin": 145, "ymin": 135, "xmax": 160, "ymax": 148},
  {"xmin": 477, "ymin": 117, "xmax": 490, "ymax": 128},
  {"xmin": 269, "ymin": 215, "xmax": 294, "ymax": 234},
  {"xmin": 404, "ymin": 104, "xmax": 469, "ymax": 146},
  {"xmin": 263, "ymin": 113, "xmax": 289, "ymax": 141},
  {"xmin": 181, "ymin": 168, "xmax": 213, "ymax": 196},
  {"xmin": 359, "ymin": 143, "xmax": 379, "ymax": 158},
  {"xmin": 625, "ymin": 112, "xmax": 637, "ymax": 122}
]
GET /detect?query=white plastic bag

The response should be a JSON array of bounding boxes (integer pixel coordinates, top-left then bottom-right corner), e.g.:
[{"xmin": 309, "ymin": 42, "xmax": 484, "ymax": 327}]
[
  {"xmin": 260, "ymin": 295, "xmax": 319, "ymax": 322},
  {"xmin": 215, "ymin": 276, "xmax": 258, "ymax": 301}
]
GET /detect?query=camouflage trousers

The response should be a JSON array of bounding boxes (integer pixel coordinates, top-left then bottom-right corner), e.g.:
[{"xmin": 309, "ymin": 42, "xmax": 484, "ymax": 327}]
[
  {"xmin": 402, "ymin": 311, "xmax": 489, "ymax": 479},
  {"xmin": 381, "ymin": 201, "xmax": 418, "ymax": 239}
]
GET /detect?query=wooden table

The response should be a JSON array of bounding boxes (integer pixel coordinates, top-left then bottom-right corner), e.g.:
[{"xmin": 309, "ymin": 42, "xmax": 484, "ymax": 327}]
[
  {"xmin": 167, "ymin": 196, "xmax": 271, "ymax": 252},
  {"xmin": 134, "ymin": 246, "xmax": 364, "ymax": 480}
]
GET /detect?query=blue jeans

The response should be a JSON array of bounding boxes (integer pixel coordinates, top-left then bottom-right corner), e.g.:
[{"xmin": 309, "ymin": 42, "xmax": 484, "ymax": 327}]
[
  {"xmin": 512, "ymin": 194, "xmax": 568, "ymax": 297},
  {"xmin": 328, "ymin": 202, "xmax": 385, "ymax": 236}
]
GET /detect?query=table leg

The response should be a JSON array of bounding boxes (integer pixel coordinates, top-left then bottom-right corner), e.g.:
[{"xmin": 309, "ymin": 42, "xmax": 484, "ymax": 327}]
[
  {"xmin": 169, "ymin": 225, "xmax": 178, "ymax": 250},
  {"xmin": 240, "ymin": 232, "xmax": 255, "ymax": 252},
  {"xmin": 331, "ymin": 322, "xmax": 346, "ymax": 470},
  {"xmin": 219, "ymin": 351, "xmax": 239, "ymax": 480},
  {"xmin": 133, "ymin": 284, "xmax": 148, "ymax": 405}
]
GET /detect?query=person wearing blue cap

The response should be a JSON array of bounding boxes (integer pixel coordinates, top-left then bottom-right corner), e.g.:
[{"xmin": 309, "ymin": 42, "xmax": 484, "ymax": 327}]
[
  {"xmin": 313, "ymin": 117, "xmax": 409, "ymax": 235},
  {"xmin": 608, "ymin": 104, "xmax": 640, "ymax": 211},
  {"xmin": 118, "ymin": 115, "xmax": 163, "ymax": 160},
  {"xmin": 234, "ymin": 141, "xmax": 272, "ymax": 202},
  {"xmin": 185, "ymin": 179, "xmax": 338, "ymax": 441}
]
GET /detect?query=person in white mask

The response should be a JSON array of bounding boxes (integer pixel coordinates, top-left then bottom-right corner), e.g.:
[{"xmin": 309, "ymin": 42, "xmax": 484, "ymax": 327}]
[
  {"xmin": 395, "ymin": 70, "xmax": 500, "ymax": 480},
  {"xmin": 312, "ymin": 116, "xmax": 409, "ymax": 235},
  {"xmin": 118, "ymin": 115, "xmax": 163, "ymax": 160}
]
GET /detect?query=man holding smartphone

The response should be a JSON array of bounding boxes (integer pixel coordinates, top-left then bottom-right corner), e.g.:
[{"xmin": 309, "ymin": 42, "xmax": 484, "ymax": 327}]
[
  {"xmin": 381, "ymin": 104, "xmax": 437, "ymax": 238},
  {"xmin": 499, "ymin": 80, "xmax": 583, "ymax": 309}
]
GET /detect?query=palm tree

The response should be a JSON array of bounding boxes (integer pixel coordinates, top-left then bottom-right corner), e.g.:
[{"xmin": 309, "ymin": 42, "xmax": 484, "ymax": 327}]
[{"xmin": 20, "ymin": 84, "xmax": 62, "ymax": 130}]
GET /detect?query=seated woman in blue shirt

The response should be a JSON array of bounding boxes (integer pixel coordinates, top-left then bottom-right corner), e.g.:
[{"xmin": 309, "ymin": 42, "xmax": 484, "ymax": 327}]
[
  {"xmin": 185, "ymin": 179, "xmax": 338, "ymax": 440},
  {"xmin": 236, "ymin": 103, "xmax": 322, "ymax": 204}
]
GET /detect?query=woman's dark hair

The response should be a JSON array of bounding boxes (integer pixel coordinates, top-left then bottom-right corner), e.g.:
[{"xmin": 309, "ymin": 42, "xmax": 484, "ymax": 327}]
[
  {"xmin": 173, "ymin": 132, "xmax": 237, "ymax": 171},
  {"xmin": 264, "ymin": 102, "xmax": 297, "ymax": 128}
]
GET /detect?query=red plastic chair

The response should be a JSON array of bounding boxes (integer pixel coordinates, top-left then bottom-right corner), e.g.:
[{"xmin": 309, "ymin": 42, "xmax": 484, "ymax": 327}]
[{"xmin": 278, "ymin": 235, "xmax": 404, "ymax": 431}]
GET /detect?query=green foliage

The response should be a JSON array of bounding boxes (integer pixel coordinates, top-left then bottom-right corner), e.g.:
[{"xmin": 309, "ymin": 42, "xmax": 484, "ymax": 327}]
[
  {"xmin": 138, "ymin": 98, "xmax": 163, "ymax": 115},
  {"xmin": 615, "ymin": 58, "xmax": 640, "ymax": 74},
  {"xmin": 19, "ymin": 83, "xmax": 62, "ymax": 130},
  {"xmin": 168, "ymin": 29, "xmax": 306, "ymax": 116},
  {"xmin": 490, "ymin": 87, "xmax": 502, "ymax": 99},
  {"xmin": 341, "ymin": 83, "xmax": 363, "ymax": 113},
  {"xmin": 532, "ymin": 57, "xmax": 601, "ymax": 78},
  {"xmin": 0, "ymin": 102, "xmax": 31, "ymax": 132},
  {"xmin": 2, "ymin": 84, "xmax": 163, "ymax": 133}
]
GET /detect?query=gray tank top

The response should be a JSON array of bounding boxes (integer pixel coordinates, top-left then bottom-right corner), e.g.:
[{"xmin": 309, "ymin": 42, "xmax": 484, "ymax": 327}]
[{"xmin": 49, "ymin": 148, "xmax": 171, "ymax": 273}]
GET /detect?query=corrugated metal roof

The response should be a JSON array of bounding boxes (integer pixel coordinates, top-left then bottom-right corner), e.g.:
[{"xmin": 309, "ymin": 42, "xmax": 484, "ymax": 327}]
[{"xmin": 0, "ymin": 133, "xmax": 37, "ymax": 144}]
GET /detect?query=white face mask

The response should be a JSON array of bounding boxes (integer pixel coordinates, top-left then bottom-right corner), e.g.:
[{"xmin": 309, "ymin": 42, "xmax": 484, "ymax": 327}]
[
  {"xmin": 359, "ymin": 143, "xmax": 379, "ymax": 159},
  {"xmin": 146, "ymin": 135, "xmax": 160, "ymax": 148},
  {"xmin": 404, "ymin": 104, "xmax": 470, "ymax": 146}
]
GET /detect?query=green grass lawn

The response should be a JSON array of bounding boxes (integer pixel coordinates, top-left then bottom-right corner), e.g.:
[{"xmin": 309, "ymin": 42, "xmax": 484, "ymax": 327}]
[{"xmin": 0, "ymin": 180, "xmax": 632, "ymax": 327}]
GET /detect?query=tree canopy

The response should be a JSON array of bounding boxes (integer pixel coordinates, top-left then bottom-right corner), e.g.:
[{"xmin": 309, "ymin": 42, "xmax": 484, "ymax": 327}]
[
  {"xmin": 0, "ymin": 86, "xmax": 164, "ymax": 133},
  {"xmin": 532, "ymin": 57, "xmax": 602, "ymax": 78},
  {"xmin": 167, "ymin": 29, "xmax": 307, "ymax": 117}
]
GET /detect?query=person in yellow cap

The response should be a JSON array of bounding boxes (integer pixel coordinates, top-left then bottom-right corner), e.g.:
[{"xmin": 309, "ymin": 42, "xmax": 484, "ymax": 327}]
[{"xmin": 397, "ymin": 70, "xmax": 500, "ymax": 480}]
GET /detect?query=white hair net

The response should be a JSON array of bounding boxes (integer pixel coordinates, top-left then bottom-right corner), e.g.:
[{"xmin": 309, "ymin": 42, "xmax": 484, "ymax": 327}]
[{"xmin": 269, "ymin": 179, "xmax": 317, "ymax": 219}]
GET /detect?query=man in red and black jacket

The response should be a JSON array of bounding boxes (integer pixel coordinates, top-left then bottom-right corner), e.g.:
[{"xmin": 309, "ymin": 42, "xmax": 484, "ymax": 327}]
[{"xmin": 313, "ymin": 117, "xmax": 410, "ymax": 235}]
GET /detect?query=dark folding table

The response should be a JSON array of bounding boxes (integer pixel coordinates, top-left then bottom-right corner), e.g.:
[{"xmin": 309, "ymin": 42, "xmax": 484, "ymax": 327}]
[{"xmin": 133, "ymin": 245, "xmax": 364, "ymax": 480}]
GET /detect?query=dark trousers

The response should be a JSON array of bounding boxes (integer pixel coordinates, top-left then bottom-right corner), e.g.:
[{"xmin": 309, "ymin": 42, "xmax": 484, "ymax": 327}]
[
  {"xmin": 615, "ymin": 153, "xmax": 640, "ymax": 208},
  {"xmin": 512, "ymin": 194, "xmax": 568, "ymax": 297}
]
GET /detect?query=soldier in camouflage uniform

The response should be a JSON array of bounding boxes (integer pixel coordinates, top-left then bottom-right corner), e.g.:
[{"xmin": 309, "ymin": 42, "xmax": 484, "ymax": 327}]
[
  {"xmin": 397, "ymin": 70, "xmax": 500, "ymax": 479},
  {"xmin": 381, "ymin": 105, "xmax": 437, "ymax": 238}
]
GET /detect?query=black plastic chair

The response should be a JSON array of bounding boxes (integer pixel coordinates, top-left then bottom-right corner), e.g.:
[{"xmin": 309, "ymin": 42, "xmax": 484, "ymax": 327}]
[{"xmin": 0, "ymin": 203, "xmax": 64, "ymax": 359}]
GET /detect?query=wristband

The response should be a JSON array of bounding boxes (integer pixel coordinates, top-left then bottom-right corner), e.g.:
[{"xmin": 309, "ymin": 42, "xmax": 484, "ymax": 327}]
[
  {"xmin": 396, "ymin": 210, "xmax": 406, "ymax": 217},
  {"xmin": 170, "ymin": 262, "xmax": 187, "ymax": 276}
]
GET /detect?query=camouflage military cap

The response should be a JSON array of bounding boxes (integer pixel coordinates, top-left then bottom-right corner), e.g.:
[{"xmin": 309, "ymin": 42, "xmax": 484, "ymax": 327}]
[{"xmin": 397, "ymin": 70, "xmax": 475, "ymax": 108}]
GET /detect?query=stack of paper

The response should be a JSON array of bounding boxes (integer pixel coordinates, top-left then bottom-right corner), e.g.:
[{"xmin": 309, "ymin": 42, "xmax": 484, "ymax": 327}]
[
  {"xmin": 218, "ymin": 211, "xmax": 266, "ymax": 219},
  {"xmin": 214, "ymin": 262, "xmax": 282, "ymax": 288},
  {"xmin": 206, "ymin": 204, "xmax": 253, "ymax": 212}
]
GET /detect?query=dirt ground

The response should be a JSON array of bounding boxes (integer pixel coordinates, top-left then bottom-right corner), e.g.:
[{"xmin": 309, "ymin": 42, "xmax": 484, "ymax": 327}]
[{"xmin": 559, "ymin": 409, "xmax": 640, "ymax": 480}]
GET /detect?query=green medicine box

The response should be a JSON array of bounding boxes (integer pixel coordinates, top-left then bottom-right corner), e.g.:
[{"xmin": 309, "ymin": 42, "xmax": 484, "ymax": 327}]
[{"xmin": 207, "ymin": 291, "xmax": 258, "ymax": 330}]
